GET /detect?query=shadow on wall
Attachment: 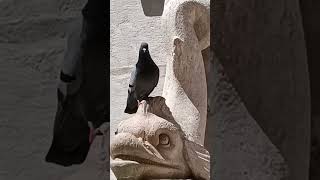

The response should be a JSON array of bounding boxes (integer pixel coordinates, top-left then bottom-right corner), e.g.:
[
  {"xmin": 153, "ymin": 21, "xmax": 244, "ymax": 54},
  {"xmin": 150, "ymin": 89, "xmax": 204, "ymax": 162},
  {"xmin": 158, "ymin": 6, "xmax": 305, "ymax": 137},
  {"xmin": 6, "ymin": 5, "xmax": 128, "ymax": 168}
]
[
  {"xmin": 299, "ymin": 0, "xmax": 320, "ymax": 179},
  {"xmin": 141, "ymin": 0, "xmax": 165, "ymax": 16}
]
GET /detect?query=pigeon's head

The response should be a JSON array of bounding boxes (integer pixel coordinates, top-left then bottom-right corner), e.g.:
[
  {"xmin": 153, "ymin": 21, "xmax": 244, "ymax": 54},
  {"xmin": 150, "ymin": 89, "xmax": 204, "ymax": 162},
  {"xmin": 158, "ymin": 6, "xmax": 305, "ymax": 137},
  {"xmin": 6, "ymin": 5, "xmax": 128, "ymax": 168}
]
[{"xmin": 140, "ymin": 42, "xmax": 149, "ymax": 53}]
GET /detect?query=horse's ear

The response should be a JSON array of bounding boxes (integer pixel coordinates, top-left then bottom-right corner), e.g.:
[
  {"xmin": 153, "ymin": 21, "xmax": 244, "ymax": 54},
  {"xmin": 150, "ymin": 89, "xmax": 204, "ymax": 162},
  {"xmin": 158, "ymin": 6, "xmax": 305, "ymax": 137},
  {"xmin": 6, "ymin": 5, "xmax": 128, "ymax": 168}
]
[{"xmin": 184, "ymin": 140, "xmax": 210, "ymax": 180}]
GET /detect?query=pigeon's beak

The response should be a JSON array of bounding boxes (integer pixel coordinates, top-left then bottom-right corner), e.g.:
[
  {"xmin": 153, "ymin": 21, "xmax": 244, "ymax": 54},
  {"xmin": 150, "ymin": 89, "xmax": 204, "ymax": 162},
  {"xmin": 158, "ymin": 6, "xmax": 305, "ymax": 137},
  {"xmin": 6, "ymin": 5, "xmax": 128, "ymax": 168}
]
[{"xmin": 142, "ymin": 48, "xmax": 146, "ymax": 53}]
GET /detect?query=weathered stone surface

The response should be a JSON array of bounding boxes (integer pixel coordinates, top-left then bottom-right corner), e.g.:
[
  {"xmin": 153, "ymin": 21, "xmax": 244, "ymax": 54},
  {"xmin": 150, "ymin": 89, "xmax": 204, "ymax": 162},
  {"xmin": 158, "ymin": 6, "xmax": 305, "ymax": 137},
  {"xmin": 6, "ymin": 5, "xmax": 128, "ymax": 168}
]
[
  {"xmin": 209, "ymin": 0, "xmax": 310, "ymax": 179},
  {"xmin": 206, "ymin": 55, "xmax": 288, "ymax": 180},
  {"xmin": 162, "ymin": 0, "xmax": 210, "ymax": 145},
  {"xmin": 110, "ymin": 99, "xmax": 210, "ymax": 179}
]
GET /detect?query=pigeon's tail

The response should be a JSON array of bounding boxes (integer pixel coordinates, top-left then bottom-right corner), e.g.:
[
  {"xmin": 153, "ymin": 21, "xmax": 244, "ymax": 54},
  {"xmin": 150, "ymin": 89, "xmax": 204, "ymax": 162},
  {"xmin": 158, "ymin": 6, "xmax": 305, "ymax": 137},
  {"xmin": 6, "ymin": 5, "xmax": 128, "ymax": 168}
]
[
  {"xmin": 45, "ymin": 92, "xmax": 91, "ymax": 166},
  {"xmin": 45, "ymin": 135, "xmax": 90, "ymax": 166},
  {"xmin": 45, "ymin": 90, "xmax": 104, "ymax": 166},
  {"xmin": 124, "ymin": 105, "xmax": 138, "ymax": 114},
  {"xmin": 124, "ymin": 93, "xmax": 138, "ymax": 114}
]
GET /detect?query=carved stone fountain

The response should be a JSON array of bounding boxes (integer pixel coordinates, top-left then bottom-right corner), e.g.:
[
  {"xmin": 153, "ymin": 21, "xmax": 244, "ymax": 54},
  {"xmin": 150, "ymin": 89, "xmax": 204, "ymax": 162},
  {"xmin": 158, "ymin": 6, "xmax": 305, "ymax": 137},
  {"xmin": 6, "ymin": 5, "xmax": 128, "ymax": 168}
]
[{"xmin": 110, "ymin": 0, "xmax": 210, "ymax": 179}]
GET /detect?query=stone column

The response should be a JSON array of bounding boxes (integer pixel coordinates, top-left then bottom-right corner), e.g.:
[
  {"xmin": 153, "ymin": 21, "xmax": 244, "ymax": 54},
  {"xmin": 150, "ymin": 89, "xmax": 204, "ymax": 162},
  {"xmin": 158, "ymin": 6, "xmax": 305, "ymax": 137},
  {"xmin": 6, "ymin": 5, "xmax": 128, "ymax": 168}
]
[{"xmin": 161, "ymin": 0, "xmax": 210, "ymax": 145}]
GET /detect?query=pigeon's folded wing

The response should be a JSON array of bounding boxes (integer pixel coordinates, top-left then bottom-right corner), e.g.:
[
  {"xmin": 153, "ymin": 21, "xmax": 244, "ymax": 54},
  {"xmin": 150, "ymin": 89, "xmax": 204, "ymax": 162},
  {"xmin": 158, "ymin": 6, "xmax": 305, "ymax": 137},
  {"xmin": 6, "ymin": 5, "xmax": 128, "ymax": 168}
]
[{"xmin": 128, "ymin": 66, "xmax": 137, "ymax": 91}]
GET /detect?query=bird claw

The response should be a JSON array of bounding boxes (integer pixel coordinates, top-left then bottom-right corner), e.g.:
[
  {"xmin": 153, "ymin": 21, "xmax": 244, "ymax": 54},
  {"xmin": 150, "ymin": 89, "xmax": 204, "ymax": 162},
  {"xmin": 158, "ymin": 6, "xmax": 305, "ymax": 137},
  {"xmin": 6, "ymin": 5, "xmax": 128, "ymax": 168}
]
[
  {"xmin": 142, "ymin": 100, "xmax": 149, "ymax": 115},
  {"xmin": 88, "ymin": 121, "xmax": 97, "ymax": 143},
  {"xmin": 143, "ymin": 103, "xmax": 148, "ymax": 115},
  {"xmin": 137, "ymin": 100, "xmax": 149, "ymax": 115},
  {"xmin": 89, "ymin": 128, "xmax": 95, "ymax": 144}
]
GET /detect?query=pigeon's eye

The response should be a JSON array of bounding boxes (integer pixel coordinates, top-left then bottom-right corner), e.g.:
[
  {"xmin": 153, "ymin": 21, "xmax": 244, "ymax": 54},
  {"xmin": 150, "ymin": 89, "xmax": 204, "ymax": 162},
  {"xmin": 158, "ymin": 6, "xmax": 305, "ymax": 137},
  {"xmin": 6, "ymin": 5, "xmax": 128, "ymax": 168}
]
[
  {"xmin": 158, "ymin": 134, "xmax": 170, "ymax": 146},
  {"xmin": 115, "ymin": 129, "xmax": 118, "ymax": 135}
]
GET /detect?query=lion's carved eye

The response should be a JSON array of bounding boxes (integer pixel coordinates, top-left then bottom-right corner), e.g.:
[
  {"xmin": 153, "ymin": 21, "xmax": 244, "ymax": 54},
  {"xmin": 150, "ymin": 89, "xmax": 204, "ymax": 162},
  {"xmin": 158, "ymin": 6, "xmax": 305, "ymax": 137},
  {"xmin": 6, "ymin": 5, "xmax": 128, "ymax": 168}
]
[{"xmin": 159, "ymin": 134, "xmax": 170, "ymax": 146}]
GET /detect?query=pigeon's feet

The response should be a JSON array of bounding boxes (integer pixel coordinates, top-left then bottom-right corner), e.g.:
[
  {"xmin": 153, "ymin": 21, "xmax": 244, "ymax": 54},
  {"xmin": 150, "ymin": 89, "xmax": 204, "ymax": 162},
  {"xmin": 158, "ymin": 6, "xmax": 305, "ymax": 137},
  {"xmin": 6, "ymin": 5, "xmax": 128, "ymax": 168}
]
[
  {"xmin": 137, "ymin": 100, "xmax": 142, "ymax": 106},
  {"xmin": 88, "ymin": 122, "xmax": 110, "ymax": 141},
  {"xmin": 98, "ymin": 133, "xmax": 108, "ymax": 161},
  {"xmin": 143, "ymin": 103, "xmax": 148, "ymax": 115},
  {"xmin": 89, "ymin": 129, "xmax": 95, "ymax": 144},
  {"xmin": 139, "ymin": 100, "xmax": 148, "ymax": 115},
  {"xmin": 88, "ymin": 121, "xmax": 99, "ymax": 144}
]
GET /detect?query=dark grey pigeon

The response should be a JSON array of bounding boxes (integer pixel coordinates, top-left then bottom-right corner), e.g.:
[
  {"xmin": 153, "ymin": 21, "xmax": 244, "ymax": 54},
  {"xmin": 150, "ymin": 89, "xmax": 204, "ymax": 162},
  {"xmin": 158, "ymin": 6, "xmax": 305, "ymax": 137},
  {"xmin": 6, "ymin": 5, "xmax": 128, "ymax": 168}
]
[
  {"xmin": 45, "ymin": 0, "xmax": 108, "ymax": 167},
  {"xmin": 124, "ymin": 43, "xmax": 160, "ymax": 114}
]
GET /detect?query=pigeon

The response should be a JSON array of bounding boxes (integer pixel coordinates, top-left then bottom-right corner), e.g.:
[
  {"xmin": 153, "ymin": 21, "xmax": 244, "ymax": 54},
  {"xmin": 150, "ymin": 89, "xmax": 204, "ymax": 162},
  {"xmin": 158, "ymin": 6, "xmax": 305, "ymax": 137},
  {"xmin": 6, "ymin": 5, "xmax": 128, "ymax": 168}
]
[
  {"xmin": 124, "ymin": 43, "xmax": 160, "ymax": 114},
  {"xmin": 45, "ymin": 20, "xmax": 92, "ymax": 166},
  {"xmin": 45, "ymin": 0, "xmax": 108, "ymax": 166}
]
